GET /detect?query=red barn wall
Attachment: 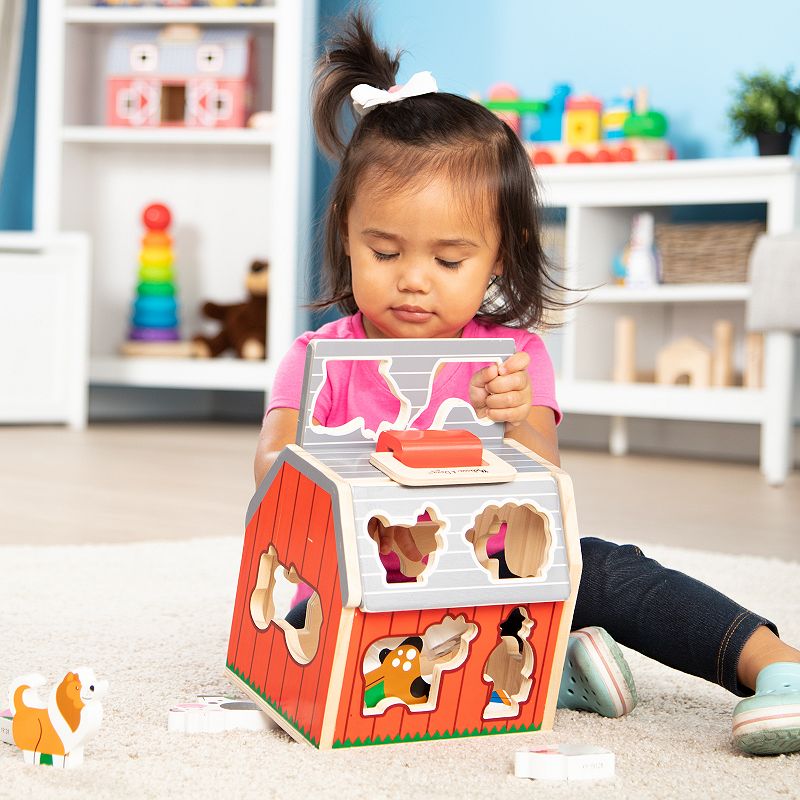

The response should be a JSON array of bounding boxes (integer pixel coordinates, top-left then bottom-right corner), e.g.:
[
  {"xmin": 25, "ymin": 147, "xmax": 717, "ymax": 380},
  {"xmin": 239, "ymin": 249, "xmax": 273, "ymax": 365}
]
[{"xmin": 227, "ymin": 461, "xmax": 344, "ymax": 746}]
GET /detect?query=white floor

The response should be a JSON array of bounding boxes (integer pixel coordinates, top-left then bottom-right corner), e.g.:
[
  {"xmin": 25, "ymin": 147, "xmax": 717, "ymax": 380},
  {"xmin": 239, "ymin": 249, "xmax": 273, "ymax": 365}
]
[{"xmin": 0, "ymin": 423, "xmax": 797, "ymax": 560}]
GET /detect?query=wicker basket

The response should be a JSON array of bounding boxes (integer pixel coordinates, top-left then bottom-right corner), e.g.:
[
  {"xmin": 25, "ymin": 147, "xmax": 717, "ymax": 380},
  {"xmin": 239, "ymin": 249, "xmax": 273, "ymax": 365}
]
[{"xmin": 655, "ymin": 221, "xmax": 765, "ymax": 283}]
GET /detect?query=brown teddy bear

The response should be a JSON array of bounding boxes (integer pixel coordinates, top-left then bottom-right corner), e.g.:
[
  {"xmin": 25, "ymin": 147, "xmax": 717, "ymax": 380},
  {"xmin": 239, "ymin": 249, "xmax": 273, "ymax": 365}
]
[{"xmin": 193, "ymin": 259, "xmax": 268, "ymax": 359}]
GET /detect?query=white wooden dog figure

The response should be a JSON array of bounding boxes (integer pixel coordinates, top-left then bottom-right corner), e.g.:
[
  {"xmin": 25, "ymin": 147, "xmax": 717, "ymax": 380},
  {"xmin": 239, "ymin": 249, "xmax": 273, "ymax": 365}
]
[{"xmin": 8, "ymin": 667, "xmax": 108, "ymax": 767}]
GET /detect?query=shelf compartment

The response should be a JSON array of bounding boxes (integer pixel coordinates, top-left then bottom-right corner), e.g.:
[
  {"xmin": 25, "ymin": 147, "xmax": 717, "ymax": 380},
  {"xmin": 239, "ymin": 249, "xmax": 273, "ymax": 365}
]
[
  {"xmin": 90, "ymin": 355, "xmax": 273, "ymax": 391},
  {"xmin": 583, "ymin": 284, "xmax": 751, "ymax": 304},
  {"xmin": 64, "ymin": 8, "xmax": 278, "ymax": 25},
  {"xmin": 557, "ymin": 380, "xmax": 765, "ymax": 423},
  {"xmin": 62, "ymin": 124, "xmax": 274, "ymax": 146}
]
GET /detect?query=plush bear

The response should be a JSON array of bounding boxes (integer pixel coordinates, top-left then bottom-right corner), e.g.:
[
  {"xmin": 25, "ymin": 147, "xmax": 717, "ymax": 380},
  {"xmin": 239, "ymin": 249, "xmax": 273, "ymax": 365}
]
[{"xmin": 193, "ymin": 260, "xmax": 268, "ymax": 359}]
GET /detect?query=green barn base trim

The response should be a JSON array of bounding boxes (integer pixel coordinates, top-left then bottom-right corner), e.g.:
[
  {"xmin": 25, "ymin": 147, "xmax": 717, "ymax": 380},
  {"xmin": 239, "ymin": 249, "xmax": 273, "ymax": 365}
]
[
  {"xmin": 226, "ymin": 663, "xmax": 319, "ymax": 748},
  {"xmin": 332, "ymin": 720, "xmax": 542, "ymax": 749}
]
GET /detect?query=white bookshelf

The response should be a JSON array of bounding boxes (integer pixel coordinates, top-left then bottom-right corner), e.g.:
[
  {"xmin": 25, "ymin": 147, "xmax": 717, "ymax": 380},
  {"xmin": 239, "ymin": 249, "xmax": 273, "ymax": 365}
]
[
  {"xmin": 537, "ymin": 156, "xmax": 800, "ymax": 485},
  {"xmin": 35, "ymin": 1, "xmax": 315, "ymax": 396}
]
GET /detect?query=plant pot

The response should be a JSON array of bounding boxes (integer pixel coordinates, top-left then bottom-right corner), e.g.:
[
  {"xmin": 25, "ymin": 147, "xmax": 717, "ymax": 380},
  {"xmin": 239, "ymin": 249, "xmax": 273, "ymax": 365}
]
[{"xmin": 755, "ymin": 130, "xmax": 794, "ymax": 156}]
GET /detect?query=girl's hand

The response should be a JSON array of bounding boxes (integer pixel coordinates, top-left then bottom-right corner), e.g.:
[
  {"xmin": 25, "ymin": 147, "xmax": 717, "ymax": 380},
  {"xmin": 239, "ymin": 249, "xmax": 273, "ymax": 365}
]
[{"xmin": 469, "ymin": 351, "xmax": 532, "ymax": 427}]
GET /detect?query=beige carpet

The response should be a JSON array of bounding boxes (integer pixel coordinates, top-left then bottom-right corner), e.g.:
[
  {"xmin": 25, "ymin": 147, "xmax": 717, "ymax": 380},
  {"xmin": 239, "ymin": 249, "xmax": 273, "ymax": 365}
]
[{"xmin": 1, "ymin": 537, "xmax": 798, "ymax": 799}]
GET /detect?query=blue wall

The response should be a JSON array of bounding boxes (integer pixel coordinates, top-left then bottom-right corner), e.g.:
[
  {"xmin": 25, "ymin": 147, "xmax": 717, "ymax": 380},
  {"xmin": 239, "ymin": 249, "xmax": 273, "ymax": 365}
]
[
  {"xmin": 0, "ymin": 0, "xmax": 37, "ymax": 231},
  {"xmin": 365, "ymin": 0, "xmax": 800, "ymax": 160}
]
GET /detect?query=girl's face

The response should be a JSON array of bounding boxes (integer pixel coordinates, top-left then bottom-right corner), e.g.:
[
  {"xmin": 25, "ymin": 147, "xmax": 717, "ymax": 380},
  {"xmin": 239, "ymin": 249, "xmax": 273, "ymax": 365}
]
[{"xmin": 344, "ymin": 173, "xmax": 502, "ymax": 339}]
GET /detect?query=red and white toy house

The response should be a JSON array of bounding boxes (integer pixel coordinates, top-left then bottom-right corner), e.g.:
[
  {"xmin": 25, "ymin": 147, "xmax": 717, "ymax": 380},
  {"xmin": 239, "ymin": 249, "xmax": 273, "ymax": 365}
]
[
  {"xmin": 226, "ymin": 338, "xmax": 582, "ymax": 749},
  {"xmin": 106, "ymin": 25, "xmax": 255, "ymax": 128}
]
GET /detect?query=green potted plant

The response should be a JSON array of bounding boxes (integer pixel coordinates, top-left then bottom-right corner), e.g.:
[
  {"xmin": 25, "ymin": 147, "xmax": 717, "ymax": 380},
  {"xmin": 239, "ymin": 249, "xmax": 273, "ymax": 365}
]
[{"xmin": 728, "ymin": 69, "xmax": 800, "ymax": 156}]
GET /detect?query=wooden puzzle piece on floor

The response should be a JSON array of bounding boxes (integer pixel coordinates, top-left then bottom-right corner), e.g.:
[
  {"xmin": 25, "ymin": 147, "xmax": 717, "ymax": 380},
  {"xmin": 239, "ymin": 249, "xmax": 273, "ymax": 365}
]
[{"xmin": 168, "ymin": 695, "xmax": 273, "ymax": 733}]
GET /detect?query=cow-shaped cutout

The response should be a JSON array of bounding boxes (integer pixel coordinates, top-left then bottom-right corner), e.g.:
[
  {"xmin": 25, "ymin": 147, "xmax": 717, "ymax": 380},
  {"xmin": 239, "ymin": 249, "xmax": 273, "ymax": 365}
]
[
  {"xmin": 366, "ymin": 508, "xmax": 445, "ymax": 584},
  {"xmin": 249, "ymin": 546, "xmax": 322, "ymax": 665},
  {"xmin": 362, "ymin": 615, "xmax": 478, "ymax": 715},
  {"xmin": 466, "ymin": 503, "xmax": 553, "ymax": 580},
  {"xmin": 482, "ymin": 607, "xmax": 535, "ymax": 719}
]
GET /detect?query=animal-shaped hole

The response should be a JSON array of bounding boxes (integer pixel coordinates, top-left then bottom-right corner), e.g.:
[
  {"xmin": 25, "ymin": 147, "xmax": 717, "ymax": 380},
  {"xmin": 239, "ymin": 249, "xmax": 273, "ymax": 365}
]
[
  {"xmin": 249, "ymin": 546, "xmax": 322, "ymax": 665},
  {"xmin": 362, "ymin": 615, "xmax": 478, "ymax": 715},
  {"xmin": 465, "ymin": 502, "xmax": 552, "ymax": 580},
  {"xmin": 309, "ymin": 359, "xmax": 402, "ymax": 434},
  {"xmin": 366, "ymin": 508, "xmax": 444, "ymax": 584},
  {"xmin": 482, "ymin": 607, "xmax": 536, "ymax": 719}
]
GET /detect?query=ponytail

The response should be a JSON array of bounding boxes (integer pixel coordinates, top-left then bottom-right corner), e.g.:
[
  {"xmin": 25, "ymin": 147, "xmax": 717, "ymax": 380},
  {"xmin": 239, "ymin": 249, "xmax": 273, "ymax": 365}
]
[{"xmin": 312, "ymin": 8, "xmax": 401, "ymax": 160}]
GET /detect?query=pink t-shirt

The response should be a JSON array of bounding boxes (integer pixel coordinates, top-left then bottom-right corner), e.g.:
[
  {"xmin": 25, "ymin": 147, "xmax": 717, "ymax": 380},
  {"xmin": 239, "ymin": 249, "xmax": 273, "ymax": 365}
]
[{"xmin": 266, "ymin": 312, "xmax": 561, "ymax": 426}]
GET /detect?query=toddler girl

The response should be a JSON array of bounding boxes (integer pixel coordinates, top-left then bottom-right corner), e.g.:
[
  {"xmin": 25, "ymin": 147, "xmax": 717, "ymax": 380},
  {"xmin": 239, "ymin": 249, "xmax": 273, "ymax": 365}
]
[{"xmin": 255, "ymin": 10, "xmax": 800, "ymax": 756}]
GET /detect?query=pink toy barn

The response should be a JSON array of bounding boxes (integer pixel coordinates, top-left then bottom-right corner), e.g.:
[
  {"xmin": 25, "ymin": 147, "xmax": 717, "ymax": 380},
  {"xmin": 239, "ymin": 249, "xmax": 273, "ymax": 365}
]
[{"xmin": 106, "ymin": 26, "xmax": 255, "ymax": 128}]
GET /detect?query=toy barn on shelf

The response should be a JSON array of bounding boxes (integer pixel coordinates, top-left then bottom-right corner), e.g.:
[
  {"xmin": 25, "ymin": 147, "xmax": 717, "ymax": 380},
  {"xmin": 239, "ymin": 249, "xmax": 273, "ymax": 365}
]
[
  {"xmin": 226, "ymin": 339, "xmax": 582, "ymax": 749},
  {"xmin": 106, "ymin": 25, "xmax": 255, "ymax": 128},
  {"xmin": 484, "ymin": 82, "xmax": 674, "ymax": 165}
]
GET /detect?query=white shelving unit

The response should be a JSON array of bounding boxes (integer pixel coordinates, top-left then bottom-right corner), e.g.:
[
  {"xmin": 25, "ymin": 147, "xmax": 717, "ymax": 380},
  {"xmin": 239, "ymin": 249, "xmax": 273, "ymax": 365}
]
[
  {"xmin": 537, "ymin": 156, "xmax": 799, "ymax": 485},
  {"xmin": 35, "ymin": 1, "xmax": 315, "ymax": 396}
]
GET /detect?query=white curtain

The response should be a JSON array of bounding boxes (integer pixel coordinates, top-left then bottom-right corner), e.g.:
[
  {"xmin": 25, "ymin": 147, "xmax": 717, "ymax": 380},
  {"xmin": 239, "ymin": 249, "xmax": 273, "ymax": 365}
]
[{"xmin": 0, "ymin": 0, "xmax": 26, "ymax": 175}]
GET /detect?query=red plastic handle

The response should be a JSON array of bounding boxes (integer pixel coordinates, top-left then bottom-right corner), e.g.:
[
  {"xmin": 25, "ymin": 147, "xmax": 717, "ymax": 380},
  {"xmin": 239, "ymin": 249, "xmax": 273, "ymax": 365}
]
[{"xmin": 376, "ymin": 429, "xmax": 483, "ymax": 468}]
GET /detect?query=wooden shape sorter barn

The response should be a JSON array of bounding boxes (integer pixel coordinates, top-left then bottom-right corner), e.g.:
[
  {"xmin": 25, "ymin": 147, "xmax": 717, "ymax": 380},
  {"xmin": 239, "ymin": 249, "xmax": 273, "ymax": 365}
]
[{"xmin": 226, "ymin": 339, "xmax": 582, "ymax": 749}]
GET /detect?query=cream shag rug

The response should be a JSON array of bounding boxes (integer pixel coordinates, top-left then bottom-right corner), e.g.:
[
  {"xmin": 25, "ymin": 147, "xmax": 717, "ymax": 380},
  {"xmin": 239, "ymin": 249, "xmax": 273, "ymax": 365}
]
[{"xmin": 0, "ymin": 537, "xmax": 798, "ymax": 800}]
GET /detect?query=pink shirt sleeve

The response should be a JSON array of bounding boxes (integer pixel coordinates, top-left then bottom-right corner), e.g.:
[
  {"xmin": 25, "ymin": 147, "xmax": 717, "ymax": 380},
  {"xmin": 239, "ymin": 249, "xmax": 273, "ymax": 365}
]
[
  {"xmin": 265, "ymin": 332, "xmax": 310, "ymax": 416},
  {"xmin": 519, "ymin": 329, "xmax": 562, "ymax": 425}
]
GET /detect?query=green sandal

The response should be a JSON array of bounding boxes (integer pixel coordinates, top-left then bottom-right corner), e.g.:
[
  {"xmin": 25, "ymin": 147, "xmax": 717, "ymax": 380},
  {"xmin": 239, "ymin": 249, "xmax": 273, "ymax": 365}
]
[
  {"xmin": 733, "ymin": 662, "xmax": 800, "ymax": 755},
  {"xmin": 558, "ymin": 626, "xmax": 638, "ymax": 718}
]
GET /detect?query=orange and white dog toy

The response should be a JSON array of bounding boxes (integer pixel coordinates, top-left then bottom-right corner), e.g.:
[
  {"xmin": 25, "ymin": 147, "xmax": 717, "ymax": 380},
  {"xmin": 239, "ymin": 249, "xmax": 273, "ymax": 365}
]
[{"xmin": 8, "ymin": 668, "xmax": 108, "ymax": 768}]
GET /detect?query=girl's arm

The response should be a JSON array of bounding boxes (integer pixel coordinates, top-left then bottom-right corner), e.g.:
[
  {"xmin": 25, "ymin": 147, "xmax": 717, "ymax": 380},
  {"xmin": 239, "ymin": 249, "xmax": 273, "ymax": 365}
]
[{"xmin": 254, "ymin": 408, "xmax": 300, "ymax": 486}]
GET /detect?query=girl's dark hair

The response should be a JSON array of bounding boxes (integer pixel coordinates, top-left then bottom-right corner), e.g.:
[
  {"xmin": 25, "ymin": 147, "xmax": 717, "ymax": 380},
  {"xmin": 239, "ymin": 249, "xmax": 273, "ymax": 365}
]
[{"xmin": 312, "ymin": 8, "xmax": 566, "ymax": 329}]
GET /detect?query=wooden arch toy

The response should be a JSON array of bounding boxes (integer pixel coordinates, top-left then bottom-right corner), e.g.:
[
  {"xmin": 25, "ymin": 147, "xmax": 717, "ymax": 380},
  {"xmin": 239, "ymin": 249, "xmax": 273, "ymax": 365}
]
[{"xmin": 226, "ymin": 338, "xmax": 582, "ymax": 748}]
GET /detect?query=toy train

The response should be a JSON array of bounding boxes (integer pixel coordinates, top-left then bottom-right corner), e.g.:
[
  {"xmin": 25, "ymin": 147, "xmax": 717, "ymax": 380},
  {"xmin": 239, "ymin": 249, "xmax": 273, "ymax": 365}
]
[{"xmin": 484, "ymin": 83, "xmax": 675, "ymax": 165}]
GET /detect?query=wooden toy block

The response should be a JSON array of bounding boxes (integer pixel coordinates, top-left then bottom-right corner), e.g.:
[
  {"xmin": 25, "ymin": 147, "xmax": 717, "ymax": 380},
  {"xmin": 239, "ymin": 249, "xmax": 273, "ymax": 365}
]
[
  {"xmin": 7, "ymin": 668, "xmax": 107, "ymax": 767},
  {"xmin": 515, "ymin": 744, "xmax": 615, "ymax": 781},
  {"xmin": 711, "ymin": 319, "xmax": 735, "ymax": 387},
  {"xmin": 168, "ymin": 695, "xmax": 273, "ymax": 733},
  {"xmin": 744, "ymin": 332, "xmax": 764, "ymax": 389},
  {"xmin": 655, "ymin": 336, "xmax": 712, "ymax": 387},
  {"xmin": 612, "ymin": 316, "xmax": 637, "ymax": 383},
  {"xmin": 1, "ymin": 707, "xmax": 13, "ymax": 745},
  {"xmin": 226, "ymin": 338, "xmax": 582, "ymax": 749}
]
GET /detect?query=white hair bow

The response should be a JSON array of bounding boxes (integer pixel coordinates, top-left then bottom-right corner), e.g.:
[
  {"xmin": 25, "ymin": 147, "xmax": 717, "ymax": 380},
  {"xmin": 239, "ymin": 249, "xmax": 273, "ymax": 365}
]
[{"xmin": 351, "ymin": 71, "xmax": 439, "ymax": 117}]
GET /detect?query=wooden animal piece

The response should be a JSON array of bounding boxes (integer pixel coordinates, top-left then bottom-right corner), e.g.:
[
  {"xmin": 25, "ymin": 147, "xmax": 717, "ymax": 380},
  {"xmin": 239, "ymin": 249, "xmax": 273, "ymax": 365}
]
[
  {"xmin": 1, "ymin": 707, "xmax": 12, "ymax": 745},
  {"xmin": 711, "ymin": 320, "xmax": 735, "ymax": 387},
  {"xmin": 483, "ymin": 607, "xmax": 535, "ymax": 719},
  {"xmin": 367, "ymin": 510, "xmax": 443, "ymax": 581},
  {"xmin": 8, "ymin": 668, "xmax": 107, "ymax": 767},
  {"xmin": 364, "ymin": 637, "xmax": 430, "ymax": 707},
  {"xmin": 655, "ymin": 336, "xmax": 712, "ymax": 387},
  {"xmin": 362, "ymin": 615, "xmax": 478, "ymax": 714},
  {"xmin": 613, "ymin": 316, "xmax": 637, "ymax": 383},
  {"xmin": 515, "ymin": 744, "xmax": 615, "ymax": 781},
  {"xmin": 466, "ymin": 503, "xmax": 552, "ymax": 580},
  {"xmin": 168, "ymin": 695, "xmax": 272, "ymax": 733}
]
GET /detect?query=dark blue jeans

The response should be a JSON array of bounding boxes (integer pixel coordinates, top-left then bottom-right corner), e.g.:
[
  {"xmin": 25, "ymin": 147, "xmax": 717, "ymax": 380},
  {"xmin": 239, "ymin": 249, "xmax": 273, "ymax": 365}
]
[{"xmin": 573, "ymin": 537, "xmax": 777, "ymax": 697}]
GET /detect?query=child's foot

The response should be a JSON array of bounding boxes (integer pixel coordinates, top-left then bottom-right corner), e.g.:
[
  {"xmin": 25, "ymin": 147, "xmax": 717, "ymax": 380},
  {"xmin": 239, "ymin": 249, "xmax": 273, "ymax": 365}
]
[
  {"xmin": 558, "ymin": 626, "xmax": 637, "ymax": 718},
  {"xmin": 732, "ymin": 662, "xmax": 800, "ymax": 755}
]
